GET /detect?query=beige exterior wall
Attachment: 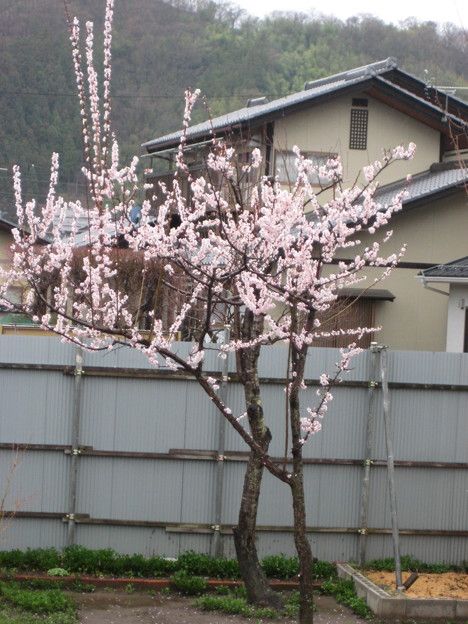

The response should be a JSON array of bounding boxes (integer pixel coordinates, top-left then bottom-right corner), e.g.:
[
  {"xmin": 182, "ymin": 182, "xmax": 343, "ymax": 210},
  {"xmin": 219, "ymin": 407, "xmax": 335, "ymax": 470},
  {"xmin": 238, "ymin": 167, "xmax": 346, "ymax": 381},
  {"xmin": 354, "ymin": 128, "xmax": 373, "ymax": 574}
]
[
  {"xmin": 0, "ymin": 229, "xmax": 12, "ymax": 269},
  {"xmin": 273, "ymin": 92, "xmax": 440, "ymax": 188},
  {"xmin": 337, "ymin": 192, "xmax": 468, "ymax": 351},
  {"xmin": 272, "ymin": 93, "xmax": 464, "ymax": 352}
]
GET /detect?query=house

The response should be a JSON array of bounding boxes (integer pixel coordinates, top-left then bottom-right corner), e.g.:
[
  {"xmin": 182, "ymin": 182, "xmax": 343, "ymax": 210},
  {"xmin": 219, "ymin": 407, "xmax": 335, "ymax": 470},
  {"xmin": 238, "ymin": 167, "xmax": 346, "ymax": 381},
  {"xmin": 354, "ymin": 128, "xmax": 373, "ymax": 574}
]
[
  {"xmin": 142, "ymin": 58, "xmax": 468, "ymax": 352},
  {"xmin": 419, "ymin": 257, "xmax": 468, "ymax": 352},
  {"xmin": 0, "ymin": 214, "xmax": 34, "ymax": 327}
]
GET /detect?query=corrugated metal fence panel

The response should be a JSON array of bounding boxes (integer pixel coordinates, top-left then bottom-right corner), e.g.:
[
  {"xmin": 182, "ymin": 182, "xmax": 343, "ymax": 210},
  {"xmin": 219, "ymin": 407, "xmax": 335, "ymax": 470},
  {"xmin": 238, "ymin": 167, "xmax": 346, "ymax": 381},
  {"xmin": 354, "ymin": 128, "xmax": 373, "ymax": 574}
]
[
  {"xmin": 302, "ymin": 386, "xmax": 368, "ymax": 460},
  {"xmin": 0, "ymin": 450, "xmax": 69, "ymax": 513},
  {"xmin": 388, "ymin": 350, "xmax": 468, "ymax": 385},
  {"xmin": 0, "ymin": 338, "xmax": 467, "ymax": 564},
  {"xmin": 0, "ymin": 335, "xmax": 75, "ymax": 365},
  {"xmin": 0, "ymin": 369, "xmax": 73, "ymax": 445},
  {"xmin": 372, "ymin": 388, "xmax": 467, "ymax": 462},
  {"xmin": 77, "ymin": 457, "xmax": 186, "ymax": 522}
]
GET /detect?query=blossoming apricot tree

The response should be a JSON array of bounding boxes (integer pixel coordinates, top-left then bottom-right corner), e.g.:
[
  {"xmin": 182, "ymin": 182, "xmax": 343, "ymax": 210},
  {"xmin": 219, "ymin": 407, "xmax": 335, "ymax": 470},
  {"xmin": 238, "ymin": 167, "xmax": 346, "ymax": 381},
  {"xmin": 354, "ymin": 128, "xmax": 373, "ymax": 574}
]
[{"xmin": 0, "ymin": 1, "xmax": 415, "ymax": 621}]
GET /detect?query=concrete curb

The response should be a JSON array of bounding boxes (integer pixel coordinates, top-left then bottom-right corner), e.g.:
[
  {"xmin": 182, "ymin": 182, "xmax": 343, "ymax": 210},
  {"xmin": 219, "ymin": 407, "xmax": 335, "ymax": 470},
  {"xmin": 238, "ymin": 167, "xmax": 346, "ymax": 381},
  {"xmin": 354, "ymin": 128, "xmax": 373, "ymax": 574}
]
[{"xmin": 337, "ymin": 563, "xmax": 468, "ymax": 620}]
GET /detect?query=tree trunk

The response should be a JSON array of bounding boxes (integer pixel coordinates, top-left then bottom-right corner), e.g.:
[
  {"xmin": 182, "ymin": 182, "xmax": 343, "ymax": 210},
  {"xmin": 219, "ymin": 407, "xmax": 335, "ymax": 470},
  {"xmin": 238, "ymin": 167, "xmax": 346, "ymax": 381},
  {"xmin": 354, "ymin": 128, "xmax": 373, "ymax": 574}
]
[
  {"xmin": 233, "ymin": 449, "xmax": 283, "ymax": 609},
  {"xmin": 233, "ymin": 310, "xmax": 283, "ymax": 609},
  {"xmin": 290, "ymin": 468, "xmax": 315, "ymax": 623},
  {"xmin": 288, "ymin": 309, "xmax": 315, "ymax": 623}
]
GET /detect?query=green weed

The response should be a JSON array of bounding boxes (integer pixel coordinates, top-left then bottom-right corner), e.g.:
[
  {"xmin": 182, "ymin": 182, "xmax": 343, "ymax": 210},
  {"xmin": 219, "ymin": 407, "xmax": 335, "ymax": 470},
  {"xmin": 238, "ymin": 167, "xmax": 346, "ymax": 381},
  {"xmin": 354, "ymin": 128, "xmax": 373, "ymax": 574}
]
[
  {"xmin": 170, "ymin": 570, "xmax": 207, "ymax": 596},
  {"xmin": 320, "ymin": 578, "xmax": 372, "ymax": 619},
  {"xmin": 0, "ymin": 583, "xmax": 75, "ymax": 614}
]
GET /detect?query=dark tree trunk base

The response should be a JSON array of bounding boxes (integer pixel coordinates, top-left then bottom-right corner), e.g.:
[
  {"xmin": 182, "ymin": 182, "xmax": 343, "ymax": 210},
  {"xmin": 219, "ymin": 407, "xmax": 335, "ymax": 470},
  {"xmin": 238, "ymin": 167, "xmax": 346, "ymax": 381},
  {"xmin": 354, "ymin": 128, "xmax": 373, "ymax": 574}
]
[{"xmin": 233, "ymin": 525, "xmax": 284, "ymax": 610}]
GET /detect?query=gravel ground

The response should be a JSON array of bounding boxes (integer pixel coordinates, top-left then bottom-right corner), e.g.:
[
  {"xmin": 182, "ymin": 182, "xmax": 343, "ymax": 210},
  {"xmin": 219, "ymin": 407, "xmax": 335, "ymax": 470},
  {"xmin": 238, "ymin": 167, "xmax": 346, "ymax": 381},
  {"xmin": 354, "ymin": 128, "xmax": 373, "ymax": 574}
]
[{"xmin": 75, "ymin": 591, "xmax": 368, "ymax": 624}]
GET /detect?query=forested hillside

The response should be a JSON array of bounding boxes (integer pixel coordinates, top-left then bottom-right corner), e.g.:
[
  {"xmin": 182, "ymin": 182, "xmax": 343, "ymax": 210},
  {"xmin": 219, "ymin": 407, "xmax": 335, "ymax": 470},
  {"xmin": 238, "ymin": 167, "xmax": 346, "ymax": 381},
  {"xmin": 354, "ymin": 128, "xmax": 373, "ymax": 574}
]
[{"xmin": 0, "ymin": 0, "xmax": 467, "ymax": 207}]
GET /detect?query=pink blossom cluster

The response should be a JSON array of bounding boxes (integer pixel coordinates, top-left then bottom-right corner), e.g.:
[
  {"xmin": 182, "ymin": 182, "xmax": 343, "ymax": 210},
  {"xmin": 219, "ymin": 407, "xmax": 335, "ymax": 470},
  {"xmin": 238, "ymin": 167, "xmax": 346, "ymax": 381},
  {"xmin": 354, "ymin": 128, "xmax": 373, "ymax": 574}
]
[{"xmin": 0, "ymin": 0, "xmax": 415, "ymax": 459}]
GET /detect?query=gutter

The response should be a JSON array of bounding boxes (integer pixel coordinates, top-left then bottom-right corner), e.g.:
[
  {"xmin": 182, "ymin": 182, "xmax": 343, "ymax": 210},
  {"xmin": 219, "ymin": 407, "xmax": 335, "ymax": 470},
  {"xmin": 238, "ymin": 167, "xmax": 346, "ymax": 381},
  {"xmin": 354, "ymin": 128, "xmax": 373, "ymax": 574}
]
[{"xmin": 417, "ymin": 275, "xmax": 450, "ymax": 297}]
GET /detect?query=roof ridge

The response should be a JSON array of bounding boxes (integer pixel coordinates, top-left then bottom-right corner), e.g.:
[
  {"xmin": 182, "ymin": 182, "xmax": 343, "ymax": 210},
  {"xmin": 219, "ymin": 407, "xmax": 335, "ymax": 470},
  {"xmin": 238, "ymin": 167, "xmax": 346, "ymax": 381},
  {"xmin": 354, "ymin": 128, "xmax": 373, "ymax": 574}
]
[{"xmin": 303, "ymin": 57, "xmax": 397, "ymax": 90}]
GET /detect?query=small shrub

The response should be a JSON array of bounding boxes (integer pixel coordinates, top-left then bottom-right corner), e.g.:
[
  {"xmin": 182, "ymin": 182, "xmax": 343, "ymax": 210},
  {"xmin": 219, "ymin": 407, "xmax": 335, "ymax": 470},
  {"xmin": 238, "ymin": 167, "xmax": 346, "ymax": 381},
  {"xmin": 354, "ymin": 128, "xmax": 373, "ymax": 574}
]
[
  {"xmin": 23, "ymin": 549, "xmax": 60, "ymax": 572},
  {"xmin": 261, "ymin": 555, "xmax": 298, "ymax": 579},
  {"xmin": 151, "ymin": 556, "xmax": 178, "ymax": 577},
  {"xmin": 14, "ymin": 579, "xmax": 65, "ymax": 591},
  {"xmin": 283, "ymin": 590, "xmax": 300, "ymax": 617},
  {"xmin": 227, "ymin": 585, "xmax": 247, "ymax": 599},
  {"xmin": 261, "ymin": 555, "xmax": 336, "ymax": 580},
  {"xmin": 61, "ymin": 545, "xmax": 98, "ymax": 574},
  {"xmin": 69, "ymin": 581, "xmax": 95, "ymax": 593},
  {"xmin": 0, "ymin": 549, "xmax": 24, "ymax": 570},
  {"xmin": 176, "ymin": 551, "xmax": 239, "ymax": 579},
  {"xmin": 251, "ymin": 606, "xmax": 278, "ymax": 619},
  {"xmin": 364, "ymin": 555, "xmax": 456, "ymax": 574},
  {"xmin": 312, "ymin": 560, "xmax": 337, "ymax": 580},
  {"xmin": 214, "ymin": 585, "xmax": 231, "ymax": 595},
  {"xmin": 170, "ymin": 570, "xmax": 207, "ymax": 595},
  {"xmin": 0, "ymin": 548, "xmax": 61, "ymax": 572},
  {"xmin": 47, "ymin": 568, "xmax": 69, "ymax": 577},
  {"xmin": 0, "ymin": 547, "xmax": 338, "ymax": 583}
]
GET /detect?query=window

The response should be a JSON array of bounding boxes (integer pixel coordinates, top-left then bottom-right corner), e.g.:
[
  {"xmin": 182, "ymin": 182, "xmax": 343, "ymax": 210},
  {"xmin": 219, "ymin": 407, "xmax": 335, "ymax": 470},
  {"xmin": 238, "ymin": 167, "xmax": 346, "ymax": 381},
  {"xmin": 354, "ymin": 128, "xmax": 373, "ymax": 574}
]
[
  {"xmin": 275, "ymin": 150, "xmax": 335, "ymax": 185},
  {"xmin": 349, "ymin": 101, "xmax": 369, "ymax": 150},
  {"xmin": 313, "ymin": 297, "xmax": 375, "ymax": 349}
]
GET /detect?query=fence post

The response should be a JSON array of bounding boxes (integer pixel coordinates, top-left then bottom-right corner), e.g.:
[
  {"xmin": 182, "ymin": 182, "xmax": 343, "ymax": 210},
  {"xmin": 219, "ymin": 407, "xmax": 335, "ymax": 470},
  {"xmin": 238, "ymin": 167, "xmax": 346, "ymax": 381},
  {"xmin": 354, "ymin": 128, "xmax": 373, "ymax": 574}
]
[
  {"xmin": 211, "ymin": 325, "xmax": 230, "ymax": 557},
  {"xmin": 380, "ymin": 347, "xmax": 404, "ymax": 590},
  {"xmin": 66, "ymin": 347, "xmax": 84, "ymax": 546},
  {"xmin": 358, "ymin": 342, "xmax": 379, "ymax": 566}
]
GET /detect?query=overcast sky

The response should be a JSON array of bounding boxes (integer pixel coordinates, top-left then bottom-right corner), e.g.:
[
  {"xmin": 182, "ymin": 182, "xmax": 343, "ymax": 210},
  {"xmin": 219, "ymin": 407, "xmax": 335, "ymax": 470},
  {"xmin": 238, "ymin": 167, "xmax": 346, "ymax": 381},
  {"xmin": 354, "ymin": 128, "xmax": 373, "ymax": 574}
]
[{"xmin": 236, "ymin": 0, "xmax": 467, "ymax": 28}]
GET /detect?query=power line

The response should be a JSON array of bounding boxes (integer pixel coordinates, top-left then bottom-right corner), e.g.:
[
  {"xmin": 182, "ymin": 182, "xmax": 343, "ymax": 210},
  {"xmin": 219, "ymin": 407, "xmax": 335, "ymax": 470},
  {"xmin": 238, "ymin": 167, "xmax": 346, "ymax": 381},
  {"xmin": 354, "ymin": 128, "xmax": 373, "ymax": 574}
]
[{"xmin": 0, "ymin": 90, "xmax": 285, "ymax": 100}]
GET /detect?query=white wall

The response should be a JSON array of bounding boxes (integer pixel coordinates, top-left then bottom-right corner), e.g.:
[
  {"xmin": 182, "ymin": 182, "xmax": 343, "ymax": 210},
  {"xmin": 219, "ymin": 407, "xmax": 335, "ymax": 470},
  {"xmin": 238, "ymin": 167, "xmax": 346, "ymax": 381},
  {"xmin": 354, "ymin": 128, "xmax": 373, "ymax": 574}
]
[{"xmin": 446, "ymin": 284, "xmax": 468, "ymax": 352}]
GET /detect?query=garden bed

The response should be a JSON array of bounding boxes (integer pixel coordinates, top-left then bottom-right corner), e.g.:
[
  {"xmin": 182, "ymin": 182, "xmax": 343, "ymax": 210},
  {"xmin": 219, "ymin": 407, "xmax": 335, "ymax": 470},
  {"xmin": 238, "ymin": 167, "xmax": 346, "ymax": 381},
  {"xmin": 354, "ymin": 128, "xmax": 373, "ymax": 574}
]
[
  {"xmin": 338, "ymin": 563, "xmax": 468, "ymax": 620},
  {"xmin": 365, "ymin": 570, "xmax": 468, "ymax": 600}
]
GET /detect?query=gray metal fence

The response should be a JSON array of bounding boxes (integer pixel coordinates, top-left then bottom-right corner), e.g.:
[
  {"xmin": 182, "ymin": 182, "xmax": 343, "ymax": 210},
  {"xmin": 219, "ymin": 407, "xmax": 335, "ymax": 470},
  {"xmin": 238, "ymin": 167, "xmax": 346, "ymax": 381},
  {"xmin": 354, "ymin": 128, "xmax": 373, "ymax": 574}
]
[{"xmin": 0, "ymin": 336, "xmax": 466, "ymax": 564}]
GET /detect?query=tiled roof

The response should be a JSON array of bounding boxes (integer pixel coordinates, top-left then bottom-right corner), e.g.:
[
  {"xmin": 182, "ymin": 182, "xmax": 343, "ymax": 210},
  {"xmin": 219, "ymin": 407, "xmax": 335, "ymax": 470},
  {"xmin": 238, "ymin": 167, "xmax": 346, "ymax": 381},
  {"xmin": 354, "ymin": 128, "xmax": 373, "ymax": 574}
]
[
  {"xmin": 375, "ymin": 165, "xmax": 468, "ymax": 207},
  {"xmin": 420, "ymin": 257, "xmax": 468, "ymax": 280},
  {"xmin": 143, "ymin": 58, "xmax": 399, "ymax": 152},
  {"xmin": 142, "ymin": 58, "xmax": 467, "ymax": 153},
  {"xmin": 0, "ymin": 213, "xmax": 19, "ymax": 230}
]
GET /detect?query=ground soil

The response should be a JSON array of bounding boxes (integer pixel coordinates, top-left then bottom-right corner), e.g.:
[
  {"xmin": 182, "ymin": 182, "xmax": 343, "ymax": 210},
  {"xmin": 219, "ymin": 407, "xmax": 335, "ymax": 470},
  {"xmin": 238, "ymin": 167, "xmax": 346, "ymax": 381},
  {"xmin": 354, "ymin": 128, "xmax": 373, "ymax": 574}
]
[
  {"xmin": 74, "ymin": 591, "xmax": 368, "ymax": 624},
  {"xmin": 365, "ymin": 571, "xmax": 468, "ymax": 600}
]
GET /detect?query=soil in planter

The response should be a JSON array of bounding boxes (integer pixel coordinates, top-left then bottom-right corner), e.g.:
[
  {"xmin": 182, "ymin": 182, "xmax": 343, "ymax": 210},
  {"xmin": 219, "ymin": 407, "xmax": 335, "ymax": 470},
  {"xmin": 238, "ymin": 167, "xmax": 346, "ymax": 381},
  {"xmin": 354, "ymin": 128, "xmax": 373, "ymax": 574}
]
[{"xmin": 365, "ymin": 571, "xmax": 468, "ymax": 599}]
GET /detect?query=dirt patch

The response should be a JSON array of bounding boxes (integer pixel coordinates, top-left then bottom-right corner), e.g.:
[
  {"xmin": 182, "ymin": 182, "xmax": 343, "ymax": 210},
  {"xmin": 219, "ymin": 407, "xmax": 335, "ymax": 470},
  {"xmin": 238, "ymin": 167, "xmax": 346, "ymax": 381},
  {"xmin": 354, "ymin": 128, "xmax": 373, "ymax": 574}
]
[
  {"xmin": 365, "ymin": 570, "xmax": 468, "ymax": 600},
  {"xmin": 74, "ymin": 591, "xmax": 368, "ymax": 624}
]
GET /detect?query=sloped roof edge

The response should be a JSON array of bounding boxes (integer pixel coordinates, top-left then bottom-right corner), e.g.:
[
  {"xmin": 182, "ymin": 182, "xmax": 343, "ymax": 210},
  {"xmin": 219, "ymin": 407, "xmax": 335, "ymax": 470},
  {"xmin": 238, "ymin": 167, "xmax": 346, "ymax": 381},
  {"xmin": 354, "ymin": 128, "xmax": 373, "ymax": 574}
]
[
  {"xmin": 143, "ymin": 58, "xmax": 467, "ymax": 153},
  {"xmin": 419, "ymin": 256, "xmax": 468, "ymax": 281}
]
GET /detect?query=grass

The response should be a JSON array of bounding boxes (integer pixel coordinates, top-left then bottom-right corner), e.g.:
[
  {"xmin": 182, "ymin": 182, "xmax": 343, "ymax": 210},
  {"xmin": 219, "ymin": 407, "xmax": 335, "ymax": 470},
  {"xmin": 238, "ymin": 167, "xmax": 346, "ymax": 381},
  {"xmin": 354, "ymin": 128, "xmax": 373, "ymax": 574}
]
[
  {"xmin": 0, "ymin": 582, "xmax": 77, "ymax": 624},
  {"xmin": 319, "ymin": 578, "xmax": 373, "ymax": 619},
  {"xmin": 195, "ymin": 587, "xmax": 308, "ymax": 620},
  {"xmin": 0, "ymin": 608, "xmax": 76, "ymax": 624},
  {"xmin": 0, "ymin": 584, "xmax": 74, "ymax": 615},
  {"xmin": 196, "ymin": 594, "xmax": 280, "ymax": 619}
]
